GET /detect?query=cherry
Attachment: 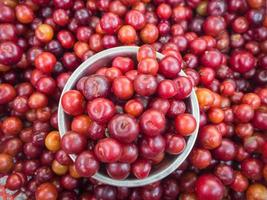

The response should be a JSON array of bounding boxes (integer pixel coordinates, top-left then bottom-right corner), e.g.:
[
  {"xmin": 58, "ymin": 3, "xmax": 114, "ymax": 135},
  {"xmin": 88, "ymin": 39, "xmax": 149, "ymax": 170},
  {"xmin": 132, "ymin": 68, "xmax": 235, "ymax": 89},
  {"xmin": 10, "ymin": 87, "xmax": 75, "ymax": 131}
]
[
  {"xmin": 0, "ymin": 153, "xmax": 13, "ymax": 173},
  {"xmin": 175, "ymin": 113, "xmax": 196, "ymax": 136},
  {"xmin": 87, "ymin": 98, "xmax": 116, "ymax": 123},
  {"xmin": 125, "ymin": 10, "xmax": 146, "ymax": 30},
  {"xmin": 246, "ymin": 183, "xmax": 267, "ymax": 200},
  {"xmin": 35, "ymin": 182, "xmax": 58, "ymax": 200},
  {"xmin": 61, "ymin": 90, "xmax": 84, "ymax": 116},
  {"xmin": 139, "ymin": 109, "xmax": 166, "ymax": 137},
  {"xmin": 82, "ymin": 75, "xmax": 110, "ymax": 100},
  {"xmin": 230, "ymin": 50, "xmax": 256, "ymax": 73},
  {"xmin": 195, "ymin": 174, "xmax": 224, "ymax": 200},
  {"xmin": 118, "ymin": 25, "xmax": 137, "ymax": 45},
  {"xmin": 100, "ymin": 13, "xmax": 122, "ymax": 34},
  {"xmin": 150, "ymin": 98, "xmax": 170, "ymax": 114},
  {"xmin": 75, "ymin": 151, "xmax": 99, "ymax": 177},
  {"xmin": 213, "ymin": 138, "xmax": 236, "ymax": 161},
  {"xmin": 88, "ymin": 121, "xmax": 106, "ymax": 140},
  {"xmin": 134, "ymin": 74, "xmax": 158, "ymax": 96},
  {"xmin": 165, "ymin": 134, "xmax": 186, "ymax": 155},
  {"xmin": 138, "ymin": 58, "xmax": 159, "ymax": 75},
  {"xmin": 201, "ymin": 50, "xmax": 222, "ymax": 69},
  {"xmin": 112, "ymin": 76, "xmax": 134, "ymax": 100},
  {"xmin": 106, "ymin": 163, "xmax": 130, "ymax": 180},
  {"xmin": 132, "ymin": 159, "xmax": 151, "ymax": 179},
  {"xmin": 241, "ymin": 158, "xmax": 263, "ymax": 180},
  {"xmin": 112, "ymin": 56, "xmax": 134, "ymax": 73},
  {"xmin": 137, "ymin": 45, "xmax": 157, "ymax": 62},
  {"xmin": 124, "ymin": 99, "xmax": 144, "ymax": 117},
  {"xmin": 61, "ymin": 131, "xmax": 87, "ymax": 154},
  {"xmin": 199, "ymin": 125, "xmax": 222, "ymax": 150},
  {"xmin": 189, "ymin": 148, "xmax": 211, "ymax": 169},
  {"xmin": 119, "ymin": 143, "xmax": 138, "ymax": 163},
  {"xmin": 157, "ymin": 79, "xmax": 178, "ymax": 99},
  {"xmin": 174, "ymin": 76, "xmax": 193, "ymax": 100},
  {"xmin": 231, "ymin": 171, "xmax": 249, "ymax": 192},
  {"xmin": 139, "ymin": 135, "xmax": 166, "ymax": 158},
  {"xmin": 0, "ymin": 41, "xmax": 22, "ymax": 65},
  {"xmin": 159, "ymin": 56, "xmax": 182, "ymax": 78},
  {"xmin": 0, "ymin": 83, "xmax": 16, "ymax": 105},
  {"xmin": 214, "ymin": 164, "xmax": 234, "ymax": 185},
  {"xmin": 108, "ymin": 114, "xmax": 139, "ymax": 143},
  {"xmin": 94, "ymin": 138, "xmax": 122, "ymax": 163},
  {"xmin": 35, "ymin": 52, "xmax": 56, "ymax": 74}
]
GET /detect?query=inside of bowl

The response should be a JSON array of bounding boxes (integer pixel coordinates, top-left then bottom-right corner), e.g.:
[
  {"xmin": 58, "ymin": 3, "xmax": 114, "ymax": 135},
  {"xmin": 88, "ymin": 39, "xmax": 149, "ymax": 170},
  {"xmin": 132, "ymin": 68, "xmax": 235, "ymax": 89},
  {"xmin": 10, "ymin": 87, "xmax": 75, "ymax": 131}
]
[{"xmin": 58, "ymin": 46, "xmax": 199, "ymax": 187}]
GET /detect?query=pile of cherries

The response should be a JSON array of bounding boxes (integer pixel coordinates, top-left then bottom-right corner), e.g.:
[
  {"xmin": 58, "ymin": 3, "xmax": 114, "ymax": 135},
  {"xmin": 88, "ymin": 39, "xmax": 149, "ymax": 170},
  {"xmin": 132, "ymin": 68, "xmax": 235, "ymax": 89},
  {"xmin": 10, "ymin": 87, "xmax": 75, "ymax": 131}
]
[
  {"xmin": 0, "ymin": 0, "xmax": 267, "ymax": 199},
  {"xmin": 61, "ymin": 45, "xmax": 196, "ymax": 180}
]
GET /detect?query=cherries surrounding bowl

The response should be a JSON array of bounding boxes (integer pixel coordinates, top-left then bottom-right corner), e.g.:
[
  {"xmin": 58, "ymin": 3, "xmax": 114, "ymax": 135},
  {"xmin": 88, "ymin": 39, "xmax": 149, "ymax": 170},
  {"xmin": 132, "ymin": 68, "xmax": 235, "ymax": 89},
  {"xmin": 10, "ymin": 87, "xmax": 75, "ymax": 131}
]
[{"xmin": 58, "ymin": 45, "xmax": 200, "ymax": 187}]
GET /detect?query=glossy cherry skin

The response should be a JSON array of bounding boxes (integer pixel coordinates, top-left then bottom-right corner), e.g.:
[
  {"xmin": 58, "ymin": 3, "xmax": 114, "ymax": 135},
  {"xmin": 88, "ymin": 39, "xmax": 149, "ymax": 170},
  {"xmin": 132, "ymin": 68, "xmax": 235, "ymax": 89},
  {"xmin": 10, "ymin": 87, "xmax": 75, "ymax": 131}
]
[
  {"xmin": 61, "ymin": 131, "xmax": 87, "ymax": 154},
  {"xmin": 230, "ymin": 50, "xmax": 256, "ymax": 73},
  {"xmin": 233, "ymin": 104, "xmax": 254, "ymax": 123},
  {"xmin": 137, "ymin": 45, "xmax": 157, "ymax": 62},
  {"xmin": 134, "ymin": 74, "xmax": 158, "ymax": 97},
  {"xmin": 75, "ymin": 151, "xmax": 99, "ymax": 177},
  {"xmin": 125, "ymin": 10, "xmax": 145, "ymax": 30},
  {"xmin": 124, "ymin": 99, "xmax": 144, "ymax": 117},
  {"xmin": 94, "ymin": 185, "xmax": 117, "ymax": 200},
  {"xmin": 167, "ymin": 99, "xmax": 186, "ymax": 118},
  {"xmin": 0, "ymin": 41, "xmax": 22, "ymax": 65},
  {"xmin": 0, "ymin": 153, "xmax": 13, "ymax": 173},
  {"xmin": 105, "ymin": 67, "xmax": 122, "ymax": 81},
  {"xmin": 201, "ymin": 49, "xmax": 223, "ymax": 69},
  {"xmin": 174, "ymin": 76, "xmax": 193, "ymax": 100},
  {"xmin": 139, "ymin": 135, "xmax": 166, "ymax": 158},
  {"xmin": 137, "ymin": 58, "xmax": 159, "ymax": 76},
  {"xmin": 175, "ymin": 113, "xmax": 196, "ymax": 136},
  {"xmin": 230, "ymin": 171, "xmax": 249, "ymax": 192},
  {"xmin": 108, "ymin": 114, "xmax": 139, "ymax": 143},
  {"xmin": 150, "ymin": 98, "xmax": 170, "ymax": 114},
  {"xmin": 132, "ymin": 159, "xmax": 151, "ymax": 179},
  {"xmin": 252, "ymin": 109, "xmax": 267, "ymax": 130},
  {"xmin": 112, "ymin": 76, "xmax": 134, "ymax": 100},
  {"xmin": 106, "ymin": 162, "xmax": 130, "ymax": 180},
  {"xmin": 35, "ymin": 182, "xmax": 58, "ymax": 200},
  {"xmin": 189, "ymin": 148, "xmax": 212, "ymax": 169},
  {"xmin": 94, "ymin": 138, "xmax": 122, "ymax": 163},
  {"xmin": 195, "ymin": 174, "xmax": 224, "ymax": 200},
  {"xmin": 139, "ymin": 109, "xmax": 166, "ymax": 137},
  {"xmin": 88, "ymin": 121, "xmax": 106, "ymax": 140},
  {"xmin": 6, "ymin": 172, "xmax": 25, "ymax": 191},
  {"xmin": 157, "ymin": 80, "xmax": 178, "ymax": 99},
  {"xmin": 71, "ymin": 115, "xmax": 91, "ymax": 135},
  {"xmin": 119, "ymin": 143, "xmax": 138, "ymax": 163},
  {"xmin": 241, "ymin": 158, "xmax": 263, "ymax": 181},
  {"xmin": 87, "ymin": 98, "xmax": 116, "ymax": 123},
  {"xmin": 82, "ymin": 75, "xmax": 110, "ymax": 100},
  {"xmin": 213, "ymin": 138, "xmax": 236, "ymax": 161},
  {"xmin": 0, "ymin": 83, "xmax": 16, "ymax": 105},
  {"xmin": 214, "ymin": 164, "xmax": 234, "ymax": 185},
  {"xmin": 199, "ymin": 125, "xmax": 222, "ymax": 150},
  {"xmin": 100, "ymin": 12, "xmax": 122, "ymax": 34},
  {"xmin": 165, "ymin": 134, "xmax": 186, "ymax": 155},
  {"xmin": 140, "ymin": 185, "xmax": 163, "ymax": 200},
  {"xmin": 112, "ymin": 56, "xmax": 134, "ymax": 73},
  {"xmin": 246, "ymin": 184, "xmax": 267, "ymax": 200},
  {"xmin": 61, "ymin": 90, "xmax": 84, "ymax": 116},
  {"xmin": 118, "ymin": 25, "xmax": 137, "ymax": 45},
  {"xmin": 35, "ymin": 52, "xmax": 56, "ymax": 74},
  {"xmin": 159, "ymin": 55, "xmax": 182, "ymax": 78}
]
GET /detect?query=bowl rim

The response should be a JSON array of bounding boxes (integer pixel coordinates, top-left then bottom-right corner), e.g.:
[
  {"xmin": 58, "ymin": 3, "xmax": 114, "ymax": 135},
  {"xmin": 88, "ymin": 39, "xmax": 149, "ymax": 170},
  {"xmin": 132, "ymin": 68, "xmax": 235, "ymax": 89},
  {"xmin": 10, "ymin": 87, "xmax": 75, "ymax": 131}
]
[{"xmin": 58, "ymin": 46, "xmax": 200, "ymax": 187}]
